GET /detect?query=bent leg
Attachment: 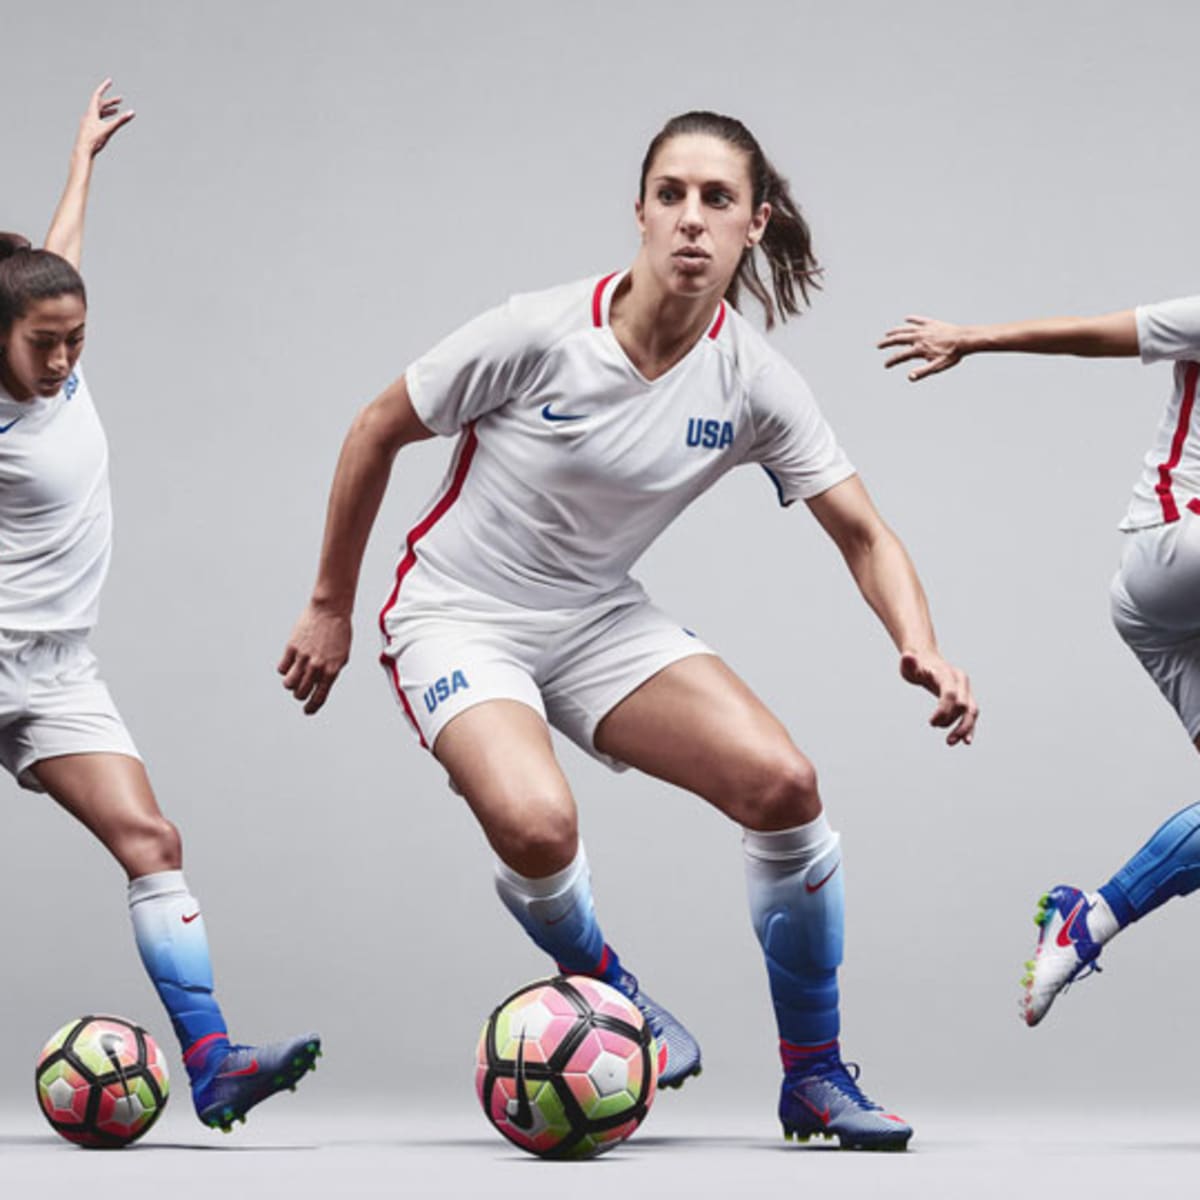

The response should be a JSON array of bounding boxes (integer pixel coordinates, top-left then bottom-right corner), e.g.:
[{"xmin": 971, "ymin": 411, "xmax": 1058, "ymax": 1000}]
[
  {"xmin": 434, "ymin": 700, "xmax": 611, "ymax": 976},
  {"xmin": 596, "ymin": 656, "xmax": 841, "ymax": 1050},
  {"xmin": 32, "ymin": 753, "xmax": 230, "ymax": 1074}
]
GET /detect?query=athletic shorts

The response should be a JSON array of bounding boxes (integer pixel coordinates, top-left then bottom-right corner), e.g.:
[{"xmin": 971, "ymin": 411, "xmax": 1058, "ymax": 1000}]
[
  {"xmin": 379, "ymin": 568, "xmax": 714, "ymax": 770},
  {"xmin": 0, "ymin": 630, "xmax": 140, "ymax": 792},
  {"xmin": 1111, "ymin": 517, "xmax": 1200, "ymax": 740}
]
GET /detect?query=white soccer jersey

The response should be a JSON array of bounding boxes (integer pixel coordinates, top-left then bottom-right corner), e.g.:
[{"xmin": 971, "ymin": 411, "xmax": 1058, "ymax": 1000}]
[
  {"xmin": 1122, "ymin": 296, "xmax": 1200, "ymax": 530},
  {"xmin": 390, "ymin": 271, "xmax": 854, "ymax": 610},
  {"xmin": 0, "ymin": 367, "xmax": 112, "ymax": 632}
]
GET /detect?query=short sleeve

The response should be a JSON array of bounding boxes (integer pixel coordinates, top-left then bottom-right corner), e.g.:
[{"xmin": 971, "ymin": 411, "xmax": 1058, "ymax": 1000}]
[
  {"xmin": 405, "ymin": 298, "xmax": 544, "ymax": 436},
  {"xmin": 745, "ymin": 353, "xmax": 855, "ymax": 507},
  {"xmin": 1136, "ymin": 297, "xmax": 1200, "ymax": 365}
]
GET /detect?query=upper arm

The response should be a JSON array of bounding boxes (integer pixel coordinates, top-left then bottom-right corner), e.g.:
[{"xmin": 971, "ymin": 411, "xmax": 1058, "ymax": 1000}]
[
  {"xmin": 1135, "ymin": 297, "xmax": 1200, "ymax": 363},
  {"xmin": 356, "ymin": 374, "xmax": 437, "ymax": 454},
  {"xmin": 746, "ymin": 354, "xmax": 855, "ymax": 506},
  {"xmin": 805, "ymin": 474, "xmax": 885, "ymax": 557}
]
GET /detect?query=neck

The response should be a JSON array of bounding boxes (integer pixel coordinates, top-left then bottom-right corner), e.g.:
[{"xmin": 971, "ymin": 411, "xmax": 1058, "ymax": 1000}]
[{"xmin": 609, "ymin": 254, "xmax": 724, "ymax": 380}]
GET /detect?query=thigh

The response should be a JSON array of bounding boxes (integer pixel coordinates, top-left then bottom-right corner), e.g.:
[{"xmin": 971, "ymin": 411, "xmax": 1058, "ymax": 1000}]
[
  {"xmin": 32, "ymin": 751, "xmax": 167, "ymax": 857},
  {"xmin": 434, "ymin": 699, "xmax": 579, "ymax": 876},
  {"xmin": 594, "ymin": 654, "xmax": 817, "ymax": 819}
]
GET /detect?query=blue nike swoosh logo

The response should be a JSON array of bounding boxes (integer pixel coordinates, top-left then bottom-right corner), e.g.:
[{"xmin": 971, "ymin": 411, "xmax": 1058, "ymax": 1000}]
[
  {"xmin": 0, "ymin": 416, "xmax": 22, "ymax": 434},
  {"xmin": 540, "ymin": 403, "xmax": 585, "ymax": 423}
]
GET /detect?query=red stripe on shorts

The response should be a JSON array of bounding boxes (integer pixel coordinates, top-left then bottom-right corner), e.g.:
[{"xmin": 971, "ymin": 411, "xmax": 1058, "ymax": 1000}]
[
  {"xmin": 377, "ymin": 423, "xmax": 480, "ymax": 746},
  {"xmin": 1155, "ymin": 362, "xmax": 1200, "ymax": 524}
]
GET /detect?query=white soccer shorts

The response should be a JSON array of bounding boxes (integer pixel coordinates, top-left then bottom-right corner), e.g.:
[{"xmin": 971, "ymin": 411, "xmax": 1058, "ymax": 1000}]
[
  {"xmin": 379, "ymin": 572, "xmax": 713, "ymax": 768},
  {"xmin": 1111, "ymin": 517, "xmax": 1200, "ymax": 740},
  {"xmin": 0, "ymin": 631, "xmax": 140, "ymax": 792}
]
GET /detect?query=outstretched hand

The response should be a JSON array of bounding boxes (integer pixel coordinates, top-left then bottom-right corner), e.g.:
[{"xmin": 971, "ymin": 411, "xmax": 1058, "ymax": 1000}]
[
  {"xmin": 878, "ymin": 315, "xmax": 969, "ymax": 382},
  {"xmin": 900, "ymin": 649, "xmax": 978, "ymax": 746},
  {"xmin": 74, "ymin": 79, "xmax": 135, "ymax": 160},
  {"xmin": 278, "ymin": 603, "xmax": 352, "ymax": 716}
]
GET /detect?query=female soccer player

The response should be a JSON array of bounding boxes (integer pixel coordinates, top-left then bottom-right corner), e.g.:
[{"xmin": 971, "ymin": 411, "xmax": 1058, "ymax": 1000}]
[
  {"xmin": 879, "ymin": 301, "xmax": 1200, "ymax": 1026},
  {"xmin": 2, "ymin": 82, "xmax": 319, "ymax": 1130},
  {"xmin": 283, "ymin": 111, "xmax": 977, "ymax": 1151}
]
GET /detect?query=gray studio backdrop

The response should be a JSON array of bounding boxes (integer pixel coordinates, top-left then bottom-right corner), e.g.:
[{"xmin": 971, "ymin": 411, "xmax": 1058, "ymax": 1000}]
[{"xmin": 2, "ymin": 0, "xmax": 1196, "ymax": 1116}]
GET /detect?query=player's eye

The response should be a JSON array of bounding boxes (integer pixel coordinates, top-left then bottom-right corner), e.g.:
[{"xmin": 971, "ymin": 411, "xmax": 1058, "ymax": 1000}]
[
  {"xmin": 656, "ymin": 186, "xmax": 679, "ymax": 204},
  {"xmin": 705, "ymin": 189, "xmax": 733, "ymax": 208}
]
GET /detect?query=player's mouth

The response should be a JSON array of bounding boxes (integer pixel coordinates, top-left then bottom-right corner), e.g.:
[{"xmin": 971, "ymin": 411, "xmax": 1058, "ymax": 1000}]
[
  {"xmin": 672, "ymin": 247, "xmax": 710, "ymax": 273},
  {"xmin": 39, "ymin": 376, "xmax": 67, "ymax": 391}
]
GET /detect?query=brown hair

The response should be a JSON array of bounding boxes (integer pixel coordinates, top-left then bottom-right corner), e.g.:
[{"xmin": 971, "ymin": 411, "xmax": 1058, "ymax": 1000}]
[
  {"xmin": 639, "ymin": 112, "xmax": 820, "ymax": 329},
  {"xmin": 0, "ymin": 235, "xmax": 87, "ymax": 332}
]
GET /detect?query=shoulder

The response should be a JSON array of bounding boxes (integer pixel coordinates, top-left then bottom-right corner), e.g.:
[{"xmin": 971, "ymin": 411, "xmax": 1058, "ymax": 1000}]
[
  {"xmin": 715, "ymin": 307, "xmax": 816, "ymax": 411},
  {"xmin": 502, "ymin": 275, "xmax": 604, "ymax": 349}
]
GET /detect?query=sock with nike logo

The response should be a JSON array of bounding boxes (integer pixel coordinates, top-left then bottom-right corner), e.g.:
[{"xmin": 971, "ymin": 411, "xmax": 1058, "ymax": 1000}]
[
  {"xmin": 743, "ymin": 813, "xmax": 843, "ymax": 1052},
  {"xmin": 128, "ymin": 870, "xmax": 229, "ymax": 1078},
  {"xmin": 493, "ymin": 842, "xmax": 609, "ymax": 976},
  {"xmin": 1098, "ymin": 801, "xmax": 1200, "ymax": 927}
]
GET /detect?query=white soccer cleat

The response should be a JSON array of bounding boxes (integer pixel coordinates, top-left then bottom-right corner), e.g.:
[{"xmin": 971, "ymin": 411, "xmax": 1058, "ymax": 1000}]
[{"xmin": 1020, "ymin": 886, "xmax": 1104, "ymax": 1027}]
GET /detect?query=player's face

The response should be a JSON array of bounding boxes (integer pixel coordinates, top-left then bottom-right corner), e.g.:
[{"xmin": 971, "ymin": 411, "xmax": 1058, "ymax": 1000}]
[
  {"xmin": 636, "ymin": 133, "xmax": 770, "ymax": 303},
  {"xmin": 0, "ymin": 294, "xmax": 87, "ymax": 402}
]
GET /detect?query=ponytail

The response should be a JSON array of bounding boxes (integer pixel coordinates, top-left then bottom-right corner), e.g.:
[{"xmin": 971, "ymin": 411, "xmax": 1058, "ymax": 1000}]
[{"xmin": 638, "ymin": 112, "xmax": 821, "ymax": 329}]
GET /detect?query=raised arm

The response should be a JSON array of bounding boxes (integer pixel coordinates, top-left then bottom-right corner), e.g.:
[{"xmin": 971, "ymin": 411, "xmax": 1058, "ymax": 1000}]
[
  {"xmin": 878, "ymin": 311, "xmax": 1138, "ymax": 382},
  {"xmin": 278, "ymin": 376, "xmax": 435, "ymax": 714},
  {"xmin": 806, "ymin": 475, "xmax": 978, "ymax": 745},
  {"xmin": 43, "ymin": 79, "xmax": 136, "ymax": 269}
]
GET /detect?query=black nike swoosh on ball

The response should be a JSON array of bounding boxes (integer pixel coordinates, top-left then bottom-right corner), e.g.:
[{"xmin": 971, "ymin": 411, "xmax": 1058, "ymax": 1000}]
[{"xmin": 509, "ymin": 1032, "xmax": 535, "ymax": 1131}]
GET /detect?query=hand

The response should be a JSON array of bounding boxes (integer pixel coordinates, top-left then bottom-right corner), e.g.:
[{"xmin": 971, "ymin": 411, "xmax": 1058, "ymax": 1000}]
[
  {"xmin": 278, "ymin": 603, "xmax": 352, "ymax": 715},
  {"xmin": 73, "ymin": 79, "xmax": 135, "ymax": 161},
  {"xmin": 878, "ymin": 315, "xmax": 969, "ymax": 382},
  {"xmin": 899, "ymin": 649, "xmax": 978, "ymax": 746}
]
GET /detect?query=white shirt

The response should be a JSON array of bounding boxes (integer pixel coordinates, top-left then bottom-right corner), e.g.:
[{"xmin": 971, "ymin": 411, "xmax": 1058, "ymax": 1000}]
[
  {"xmin": 399, "ymin": 272, "xmax": 854, "ymax": 607},
  {"xmin": 0, "ymin": 367, "xmax": 112, "ymax": 632},
  {"xmin": 1122, "ymin": 296, "xmax": 1200, "ymax": 530}
]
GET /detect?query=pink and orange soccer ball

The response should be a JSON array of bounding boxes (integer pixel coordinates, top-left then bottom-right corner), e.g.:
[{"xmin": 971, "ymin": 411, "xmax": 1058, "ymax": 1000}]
[
  {"xmin": 36, "ymin": 1016, "xmax": 169, "ymax": 1148},
  {"xmin": 476, "ymin": 975, "xmax": 658, "ymax": 1159}
]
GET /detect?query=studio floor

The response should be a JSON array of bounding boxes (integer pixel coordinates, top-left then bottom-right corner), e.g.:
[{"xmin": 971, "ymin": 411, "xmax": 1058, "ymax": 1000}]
[{"xmin": 0, "ymin": 1101, "xmax": 1194, "ymax": 1200}]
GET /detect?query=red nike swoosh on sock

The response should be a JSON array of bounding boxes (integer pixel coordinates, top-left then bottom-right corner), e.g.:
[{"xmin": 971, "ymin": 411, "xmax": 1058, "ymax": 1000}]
[
  {"xmin": 182, "ymin": 912, "xmax": 202, "ymax": 924},
  {"xmin": 1056, "ymin": 900, "xmax": 1085, "ymax": 948},
  {"xmin": 805, "ymin": 861, "xmax": 841, "ymax": 894},
  {"xmin": 217, "ymin": 1059, "xmax": 259, "ymax": 1078}
]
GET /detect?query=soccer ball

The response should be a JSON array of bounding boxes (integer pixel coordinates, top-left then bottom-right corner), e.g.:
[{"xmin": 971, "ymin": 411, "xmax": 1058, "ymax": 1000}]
[
  {"xmin": 36, "ymin": 1016, "xmax": 169, "ymax": 1148},
  {"xmin": 476, "ymin": 975, "xmax": 657, "ymax": 1159}
]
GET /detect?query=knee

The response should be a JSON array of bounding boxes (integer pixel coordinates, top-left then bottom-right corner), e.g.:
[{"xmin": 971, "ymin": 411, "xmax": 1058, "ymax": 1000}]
[
  {"xmin": 733, "ymin": 750, "xmax": 821, "ymax": 832},
  {"xmin": 118, "ymin": 814, "xmax": 183, "ymax": 877},
  {"xmin": 489, "ymin": 796, "xmax": 578, "ymax": 878}
]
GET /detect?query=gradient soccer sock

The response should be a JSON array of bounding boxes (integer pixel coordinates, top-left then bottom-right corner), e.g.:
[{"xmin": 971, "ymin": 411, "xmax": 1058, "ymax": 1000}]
[
  {"xmin": 743, "ymin": 813, "xmax": 844, "ymax": 1065},
  {"xmin": 127, "ymin": 870, "xmax": 230, "ymax": 1082},
  {"xmin": 493, "ymin": 842, "xmax": 618, "ymax": 979},
  {"xmin": 1098, "ymin": 801, "xmax": 1200, "ymax": 929}
]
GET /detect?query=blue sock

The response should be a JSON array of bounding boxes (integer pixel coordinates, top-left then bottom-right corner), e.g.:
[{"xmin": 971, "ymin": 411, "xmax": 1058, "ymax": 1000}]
[
  {"xmin": 493, "ymin": 843, "xmax": 611, "ymax": 976},
  {"xmin": 1098, "ymin": 802, "xmax": 1200, "ymax": 928},
  {"xmin": 127, "ymin": 871, "xmax": 229, "ymax": 1082},
  {"xmin": 744, "ymin": 815, "xmax": 843, "ymax": 1058}
]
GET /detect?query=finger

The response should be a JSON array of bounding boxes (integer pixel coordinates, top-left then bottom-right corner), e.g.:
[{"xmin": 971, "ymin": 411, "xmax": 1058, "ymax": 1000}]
[
  {"xmin": 908, "ymin": 357, "xmax": 954, "ymax": 382},
  {"xmin": 304, "ymin": 677, "xmax": 335, "ymax": 716},
  {"xmin": 280, "ymin": 656, "xmax": 312, "ymax": 693},
  {"xmin": 930, "ymin": 695, "xmax": 966, "ymax": 728},
  {"xmin": 277, "ymin": 645, "xmax": 297, "ymax": 675},
  {"xmin": 884, "ymin": 348, "xmax": 924, "ymax": 369},
  {"xmin": 947, "ymin": 703, "xmax": 979, "ymax": 746},
  {"xmin": 91, "ymin": 78, "xmax": 113, "ymax": 105},
  {"xmin": 903, "ymin": 315, "xmax": 930, "ymax": 325}
]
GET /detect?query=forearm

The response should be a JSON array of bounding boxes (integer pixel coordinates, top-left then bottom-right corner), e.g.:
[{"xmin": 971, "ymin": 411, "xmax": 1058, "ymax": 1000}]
[
  {"xmin": 961, "ymin": 311, "xmax": 1138, "ymax": 359},
  {"xmin": 309, "ymin": 411, "xmax": 400, "ymax": 616},
  {"xmin": 44, "ymin": 150, "xmax": 94, "ymax": 269},
  {"xmin": 842, "ymin": 526, "xmax": 938, "ymax": 656}
]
